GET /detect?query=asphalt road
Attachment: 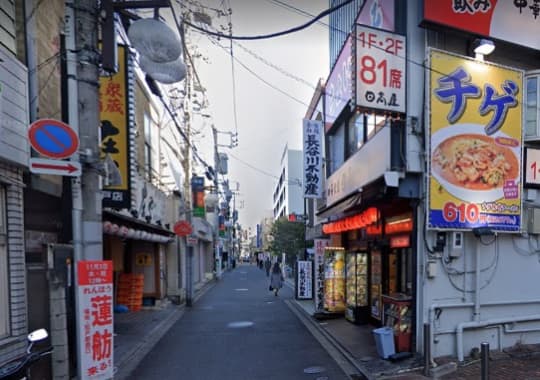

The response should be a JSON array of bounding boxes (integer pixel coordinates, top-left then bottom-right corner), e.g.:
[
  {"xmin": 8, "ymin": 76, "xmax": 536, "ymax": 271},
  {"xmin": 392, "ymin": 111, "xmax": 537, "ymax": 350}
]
[{"xmin": 130, "ymin": 263, "xmax": 349, "ymax": 380}]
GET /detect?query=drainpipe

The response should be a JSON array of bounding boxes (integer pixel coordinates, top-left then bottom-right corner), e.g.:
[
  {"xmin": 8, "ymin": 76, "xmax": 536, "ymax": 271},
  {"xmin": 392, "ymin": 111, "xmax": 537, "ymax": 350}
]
[
  {"xmin": 474, "ymin": 241, "xmax": 481, "ymax": 322},
  {"xmin": 456, "ymin": 314, "xmax": 540, "ymax": 362}
]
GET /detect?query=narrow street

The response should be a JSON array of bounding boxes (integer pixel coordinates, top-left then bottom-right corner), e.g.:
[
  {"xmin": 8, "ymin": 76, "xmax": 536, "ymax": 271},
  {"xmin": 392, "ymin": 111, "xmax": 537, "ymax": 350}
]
[{"xmin": 129, "ymin": 264, "xmax": 350, "ymax": 380}]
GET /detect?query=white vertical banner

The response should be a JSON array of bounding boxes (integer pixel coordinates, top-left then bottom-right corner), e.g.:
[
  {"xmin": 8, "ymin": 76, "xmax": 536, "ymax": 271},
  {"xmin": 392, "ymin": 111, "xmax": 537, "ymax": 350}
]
[
  {"xmin": 303, "ymin": 119, "xmax": 323, "ymax": 199},
  {"xmin": 77, "ymin": 261, "xmax": 114, "ymax": 380},
  {"xmin": 296, "ymin": 260, "xmax": 313, "ymax": 299},
  {"xmin": 313, "ymin": 239, "xmax": 329, "ymax": 312}
]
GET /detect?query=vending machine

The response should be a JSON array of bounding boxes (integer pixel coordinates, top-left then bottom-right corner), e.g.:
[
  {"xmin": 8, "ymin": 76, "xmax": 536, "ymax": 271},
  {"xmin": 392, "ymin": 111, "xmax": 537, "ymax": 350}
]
[
  {"xmin": 345, "ymin": 252, "xmax": 368, "ymax": 324},
  {"xmin": 323, "ymin": 249, "xmax": 346, "ymax": 313}
]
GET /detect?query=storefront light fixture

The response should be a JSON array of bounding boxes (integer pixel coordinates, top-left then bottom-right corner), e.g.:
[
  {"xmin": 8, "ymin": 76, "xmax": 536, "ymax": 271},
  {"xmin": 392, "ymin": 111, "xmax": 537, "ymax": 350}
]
[{"xmin": 473, "ymin": 38, "xmax": 495, "ymax": 61}]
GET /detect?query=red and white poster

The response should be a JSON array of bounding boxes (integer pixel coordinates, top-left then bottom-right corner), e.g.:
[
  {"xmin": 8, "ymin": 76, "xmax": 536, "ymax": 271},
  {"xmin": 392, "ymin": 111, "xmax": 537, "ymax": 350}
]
[
  {"xmin": 77, "ymin": 261, "xmax": 114, "ymax": 380},
  {"xmin": 355, "ymin": 24, "xmax": 406, "ymax": 113},
  {"xmin": 424, "ymin": 0, "xmax": 540, "ymax": 51}
]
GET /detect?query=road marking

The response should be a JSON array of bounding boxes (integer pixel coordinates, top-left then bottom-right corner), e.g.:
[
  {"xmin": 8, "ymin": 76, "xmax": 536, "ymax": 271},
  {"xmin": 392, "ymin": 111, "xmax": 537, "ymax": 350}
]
[
  {"xmin": 234, "ymin": 288, "xmax": 248, "ymax": 291},
  {"xmin": 227, "ymin": 321, "xmax": 254, "ymax": 328}
]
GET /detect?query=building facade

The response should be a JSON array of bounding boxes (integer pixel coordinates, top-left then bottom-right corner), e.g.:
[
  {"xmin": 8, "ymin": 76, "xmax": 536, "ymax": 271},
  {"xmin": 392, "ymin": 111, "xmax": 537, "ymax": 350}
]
[
  {"xmin": 273, "ymin": 145, "xmax": 304, "ymax": 220},
  {"xmin": 309, "ymin": 0, "xmax": 540, "ymax": 362}
]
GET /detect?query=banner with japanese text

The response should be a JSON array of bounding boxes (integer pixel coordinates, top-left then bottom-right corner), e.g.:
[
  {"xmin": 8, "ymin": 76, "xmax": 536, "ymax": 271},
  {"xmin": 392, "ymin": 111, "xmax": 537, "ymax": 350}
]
[
  {"xmin": 355, "ymin": 24, "xmax": 406, "ymax": 113},
  {"xmin": 296, "ymin": 260, "xmax": 313, "ymax": 300},
  {"xmin": 99, "ymin": 44, "xmax": 131, "ymax": 209},
  {"xmin": 313, "ymin": 239, "xmax": 329, "ymax": 312},
  {"xmin": 303, "ymin": 119, "xmax": 323, "ymax": 199},
  {"xmin": 77, "ymin": 261, "xmax": 114, "ymax": 380},
  {"xmin": 423, "ymin": 0, "xmax": 540, "ymax": 51},
  {"xmin": 428, "ymin": 49, "xmax": 523, "ymax": 231}
]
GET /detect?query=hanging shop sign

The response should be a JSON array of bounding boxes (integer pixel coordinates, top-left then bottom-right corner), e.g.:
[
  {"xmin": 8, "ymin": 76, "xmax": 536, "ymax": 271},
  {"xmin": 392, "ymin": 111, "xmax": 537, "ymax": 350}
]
[
  {"xmin": 390, "ymin": 235, "xmax": 410, "ymax": 248},
  {"xmin": 354, "ymin": 24, "xmax": 406, "ymax": 114},
  {"xmin": 324, "ymin": 36, "xmax": 353, "ymax": 131},
  {"xmin": 423, "ymin": 0, "xmax": 540, "ymax": 51},
  {"xmin": 77, "ymin": 261, "xmax": 114, "ymax": 380},
  {"xmin": 191, "ymin": 176, "xmax": 205, "ymax": 218},
  {"xmin": 303, "ymin": 119, "xmax": 323, "ymax": 198},
  {"xmin": 313, "ymin": 239, "xmax": 329, "ymax": 313},
  {"xmin": 100, "ymin": 44, "xmax": 132, "ymax": 209},
  {"xmin": 296, "ymin": 260, "xmax": 313, "ymax": 300},
  {"xmin": 524, "ymin": 147, "xmax": 540, "ymax": 188},
  {"xmin": 173, "ymin": 220, "xmax": 193, "ymax": 237},
  {"xmin": 428, "ymin": 49, "xmax": 522, "ymax": 232},
  {"xmin": 356, "ymin": 0, "xmax": 395, "ymax": 31}
]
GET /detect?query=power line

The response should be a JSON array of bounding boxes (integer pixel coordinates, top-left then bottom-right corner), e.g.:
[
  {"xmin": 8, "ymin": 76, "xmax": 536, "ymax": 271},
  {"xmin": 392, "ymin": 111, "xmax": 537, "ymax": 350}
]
[
  {"xmin": 207, "ymin": 36, "xmax": 310, "ymax": 107},
  {"xmin": 183, "ymin": 0, "xmax": 354, "ymax": 40}
]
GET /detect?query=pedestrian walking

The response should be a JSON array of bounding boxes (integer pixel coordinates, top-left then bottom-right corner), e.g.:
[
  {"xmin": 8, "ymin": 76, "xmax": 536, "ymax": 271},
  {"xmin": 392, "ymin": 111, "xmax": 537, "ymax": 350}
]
[
  {"xmin": 269, "ymin": 262, "xmax": 284, "ymax": 296},
  {"xmin": 264, "ymin": 257, "xmax": 271, "ymax": 277}
]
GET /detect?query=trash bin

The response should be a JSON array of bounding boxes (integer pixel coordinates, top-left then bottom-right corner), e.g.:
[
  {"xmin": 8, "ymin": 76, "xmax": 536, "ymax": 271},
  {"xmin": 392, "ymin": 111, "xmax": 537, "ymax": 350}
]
[{"xmin": 373, "ymin": 327, "xmax": 395, "ymax": 359}]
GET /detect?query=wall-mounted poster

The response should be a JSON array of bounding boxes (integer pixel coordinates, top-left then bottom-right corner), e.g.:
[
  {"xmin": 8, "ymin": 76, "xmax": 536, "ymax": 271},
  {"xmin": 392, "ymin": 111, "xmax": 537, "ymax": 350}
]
[{"xmin": 428, "ymin": 49, "xmax": 523, "ymax": 232}]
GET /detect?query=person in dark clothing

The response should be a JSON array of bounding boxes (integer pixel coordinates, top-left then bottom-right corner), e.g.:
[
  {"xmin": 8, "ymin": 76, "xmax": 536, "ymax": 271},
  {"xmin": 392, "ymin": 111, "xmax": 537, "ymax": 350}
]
[
  {"xmin": 264, "ymin": 257, "xmax": 271, "ymax": 277},
  {"xmin": 269, "ymin": 262, "xmax": 284, "ymax": 296}
]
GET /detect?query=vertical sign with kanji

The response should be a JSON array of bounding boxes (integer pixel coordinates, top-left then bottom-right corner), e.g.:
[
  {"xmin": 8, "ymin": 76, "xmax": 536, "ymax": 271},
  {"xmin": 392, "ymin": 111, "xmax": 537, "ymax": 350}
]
[
  {"xmin": 296, "ymin": 260, "xmax": 313, "ymax": 300},
  {"xmin": 303, "ymin": 119, "xmax": 323, "ymax": 199},
  {"xmin": 99, "ymin": 44, "xmax": 131, "ymax": 209},
  {"xmin": 77, "ymin": 261, "xmax": 114, "ymax": 380},
  {"xmin": 313, "ymin": 239, "xmax": 329, "ymax": 312}
]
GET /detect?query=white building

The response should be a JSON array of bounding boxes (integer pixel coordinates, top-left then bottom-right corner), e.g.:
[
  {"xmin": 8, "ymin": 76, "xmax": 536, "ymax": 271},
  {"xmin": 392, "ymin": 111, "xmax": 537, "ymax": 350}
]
[{"xmin": 272, "ymin": 145, "xmax": 303, "ymax": 220}]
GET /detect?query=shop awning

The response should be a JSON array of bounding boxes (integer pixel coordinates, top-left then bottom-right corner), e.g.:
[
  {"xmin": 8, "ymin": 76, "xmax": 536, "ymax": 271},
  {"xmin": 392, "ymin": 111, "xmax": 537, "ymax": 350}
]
[{"xmin": 316, "ymin": 192, "xmax": 363, "ymax": 220}]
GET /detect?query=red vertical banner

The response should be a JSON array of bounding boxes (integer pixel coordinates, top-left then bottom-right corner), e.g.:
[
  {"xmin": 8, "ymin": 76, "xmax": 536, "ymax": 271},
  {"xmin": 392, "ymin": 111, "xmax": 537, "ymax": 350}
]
[{"xmin": 77, "ymin": 261, "xmax": 114, "ymax": 380}]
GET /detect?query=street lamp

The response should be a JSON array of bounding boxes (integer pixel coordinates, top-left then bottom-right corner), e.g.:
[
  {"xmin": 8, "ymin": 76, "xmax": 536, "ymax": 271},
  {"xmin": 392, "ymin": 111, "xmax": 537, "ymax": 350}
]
[{"xmin": 473, "ymin": 38, "xmax": 495, "ymax": 61}]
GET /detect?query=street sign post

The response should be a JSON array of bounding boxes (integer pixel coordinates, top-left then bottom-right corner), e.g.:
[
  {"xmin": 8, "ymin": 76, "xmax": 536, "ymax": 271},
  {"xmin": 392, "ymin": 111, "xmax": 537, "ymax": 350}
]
[
  {"xmin": 29, "ymin": 157, "xmax": 81, "ymax": 176},
  {"xmin": 28, "ymin": 118, "xmax": 79, "ymax": 159}
]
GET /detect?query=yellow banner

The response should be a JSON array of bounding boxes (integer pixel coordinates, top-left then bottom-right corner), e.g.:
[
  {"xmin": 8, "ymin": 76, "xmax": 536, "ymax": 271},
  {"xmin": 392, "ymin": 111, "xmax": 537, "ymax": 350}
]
[
  {"xmin": 99, "ymin": 45, "xmax": 131, "ymax": 208},
  {"xmin": 428, "ymin": 49, "xmax": 522, "ymax": 231}
]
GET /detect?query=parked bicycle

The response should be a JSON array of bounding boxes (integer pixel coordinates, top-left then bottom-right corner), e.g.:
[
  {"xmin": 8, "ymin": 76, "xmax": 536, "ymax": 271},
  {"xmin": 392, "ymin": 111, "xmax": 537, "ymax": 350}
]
[{"xmin": 0, "ymin": 329, "xmax": 53, "ymax": 380}]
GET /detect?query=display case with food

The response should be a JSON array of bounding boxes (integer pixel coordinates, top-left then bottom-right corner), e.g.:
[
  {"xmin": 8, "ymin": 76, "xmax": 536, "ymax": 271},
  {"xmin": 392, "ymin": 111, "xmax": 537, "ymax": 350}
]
[
  {"xmin": 323, "ymin": 249, "xmax": 346, "ymax": 313},
  {"xmin": 345, "ymin": 252, "xmax": 368, "ymax": 324}
]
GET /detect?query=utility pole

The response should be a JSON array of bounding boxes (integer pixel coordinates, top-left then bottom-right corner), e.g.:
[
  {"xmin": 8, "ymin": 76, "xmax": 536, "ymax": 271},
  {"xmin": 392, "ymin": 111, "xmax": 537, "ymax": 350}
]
[
  {"xmin": 66, "ymin": 1, "xmax": 102, "ymax": 378},
  {"xmin": 180, "ymin": 20, "xmax": 194, "ymax": 307},
  {"xmin": 75, "ymin": 0, "xmax": 103, "ymax": 261},
  {"xmin": 212, "ymin": 126, "xmax": 222, "ymax": 278}
]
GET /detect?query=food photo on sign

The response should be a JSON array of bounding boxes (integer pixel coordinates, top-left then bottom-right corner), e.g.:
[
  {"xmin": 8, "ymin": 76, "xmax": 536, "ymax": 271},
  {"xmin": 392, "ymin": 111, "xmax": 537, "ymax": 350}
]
[{"xmin": 428, "ymin": 49, "xmax": 522, "ymax": 232}]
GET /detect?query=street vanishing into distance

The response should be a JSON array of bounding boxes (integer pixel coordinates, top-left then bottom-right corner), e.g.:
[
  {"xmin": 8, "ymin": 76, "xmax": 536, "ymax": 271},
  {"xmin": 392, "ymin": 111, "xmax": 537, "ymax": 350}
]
[{"xmin": 129, "ymin": 264, "xmax": 349, "ymax": 380}]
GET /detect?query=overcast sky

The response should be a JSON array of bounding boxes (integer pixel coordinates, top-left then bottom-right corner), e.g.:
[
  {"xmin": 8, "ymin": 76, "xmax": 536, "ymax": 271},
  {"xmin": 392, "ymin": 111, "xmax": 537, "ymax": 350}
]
[{"xmin": 184, "ymin": 0, "xmax": 329, "ymax": 231}]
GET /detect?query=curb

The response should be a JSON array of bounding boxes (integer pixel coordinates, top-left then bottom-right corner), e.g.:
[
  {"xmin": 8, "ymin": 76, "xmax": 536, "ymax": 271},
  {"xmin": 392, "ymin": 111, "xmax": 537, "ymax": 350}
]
[
  {"xmin": 114, "ymin": 278, "xmax": 219, "ymax": 379},
  {"xmin": 283, "ymin": 280, "xmax": 374, "ymax": 380}
]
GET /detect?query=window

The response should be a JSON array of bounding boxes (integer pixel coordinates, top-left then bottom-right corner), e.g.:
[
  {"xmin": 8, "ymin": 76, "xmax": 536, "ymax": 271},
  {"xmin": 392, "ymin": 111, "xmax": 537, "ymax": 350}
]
[
  {"xmin": 367, "ymin": 113, "xmax": 387, "ymax": 140},
  {"xmin": 143, "ymin": 113, "xmax": 152, "ymax": 180},
  {"xmin": 0, "ymin": 187, "xmax": 9, "ymax": 337},
  {"xmin": 348, "ymin": 112, "xmax": 365, "ymax": 157},
  {"xmin": 525, "ymin": 74, "xmax": 538, "ymax": 138},
  {"xmin": 328, "ymin": 122, "xmax": 345, "ymax": 175}
]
